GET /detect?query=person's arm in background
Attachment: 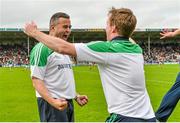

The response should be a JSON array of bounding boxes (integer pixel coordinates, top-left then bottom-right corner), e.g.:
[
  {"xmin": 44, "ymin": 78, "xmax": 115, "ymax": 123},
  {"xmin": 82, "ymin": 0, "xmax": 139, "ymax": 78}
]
[
  {"xmin": 32, "ymin": 77, "xmax": 67, "ymax": 110},
  {"xmin": 160, "ymin": 29, "xmax": 180, "ymax": 39}
]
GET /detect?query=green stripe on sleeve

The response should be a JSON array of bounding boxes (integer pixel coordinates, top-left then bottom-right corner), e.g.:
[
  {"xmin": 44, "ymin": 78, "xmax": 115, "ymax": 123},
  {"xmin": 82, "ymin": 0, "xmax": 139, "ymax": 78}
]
[{"xmin": 30, "ymin": 43, "xmax": 53, "ymax": 66}]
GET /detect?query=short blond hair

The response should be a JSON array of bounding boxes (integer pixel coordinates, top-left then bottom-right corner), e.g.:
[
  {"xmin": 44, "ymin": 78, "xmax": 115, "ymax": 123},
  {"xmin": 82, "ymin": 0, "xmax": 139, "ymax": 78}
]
[{"xmin": 108, "ymin": 7, "xmax": 137, "ymax": 38}]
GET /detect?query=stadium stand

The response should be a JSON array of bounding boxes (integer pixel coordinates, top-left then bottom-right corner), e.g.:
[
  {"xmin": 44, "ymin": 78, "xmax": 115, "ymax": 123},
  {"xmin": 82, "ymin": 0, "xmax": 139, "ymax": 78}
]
[
  {"xmin": 0, "ymin": 28, "xmax": 179, "ymax": 66},
  {"xmin": 142, "ymin": 43, "xmax": 180, "ymax": 64}
]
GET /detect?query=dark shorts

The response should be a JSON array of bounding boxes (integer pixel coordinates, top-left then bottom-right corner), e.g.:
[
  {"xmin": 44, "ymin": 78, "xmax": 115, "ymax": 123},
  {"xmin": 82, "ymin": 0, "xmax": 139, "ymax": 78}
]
[
  {"xmin": 106, "ymin": 113, "xmax": 156, "ymax": 122},
  {"xmin": 37, "ymin": 97, "xmax": 74, "ymax": 122}
]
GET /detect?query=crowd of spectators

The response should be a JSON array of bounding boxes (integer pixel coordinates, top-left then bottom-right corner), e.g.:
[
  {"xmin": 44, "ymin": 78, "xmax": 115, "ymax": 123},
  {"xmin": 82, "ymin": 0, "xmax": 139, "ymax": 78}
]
[
  {"xmin": 0, "ymin": 44, "xmax": 29, "ymax": 67},
  {"xmin": 141, "ymin": 43, "xmax": 180, "ymax": 64},
  {"xmin": 0, "ymin": 43, "xmax": 179, "ymax": 67}
]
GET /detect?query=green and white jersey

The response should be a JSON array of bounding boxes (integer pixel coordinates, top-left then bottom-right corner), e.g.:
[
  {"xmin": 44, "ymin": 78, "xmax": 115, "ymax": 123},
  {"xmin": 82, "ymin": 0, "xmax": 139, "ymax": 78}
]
[
  {"xmin": 75, "ymin": 38, "xmax": 155, "ymax": 119},
  {"xmin": 30, "ymin": 43, "xmax": 76, "ymax": 99}
]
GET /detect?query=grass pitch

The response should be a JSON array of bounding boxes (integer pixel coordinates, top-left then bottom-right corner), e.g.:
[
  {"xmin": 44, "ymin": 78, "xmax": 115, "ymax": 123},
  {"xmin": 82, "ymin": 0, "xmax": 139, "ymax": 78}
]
[{"xmin": 0, "ymin": 64, "xmax": 179, "ymax": 121}]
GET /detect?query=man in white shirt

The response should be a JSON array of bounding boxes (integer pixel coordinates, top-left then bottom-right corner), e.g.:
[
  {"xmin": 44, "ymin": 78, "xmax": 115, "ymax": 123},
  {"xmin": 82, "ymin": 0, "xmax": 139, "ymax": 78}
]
[{"xmin": 30, "ymin": 12, "xmax": 88, "ymax": 122}]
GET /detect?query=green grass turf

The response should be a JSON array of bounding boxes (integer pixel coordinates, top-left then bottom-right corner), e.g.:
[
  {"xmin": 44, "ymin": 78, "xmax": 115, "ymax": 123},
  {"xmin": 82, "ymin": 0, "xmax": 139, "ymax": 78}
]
[
  {"xmin": 0, "ymin": 64, "xmax": 179, "ymax": 121},
  {"xmin": 0, "ymin": 67, "xmax": 39, "ymax": 121},
  {"xmin": 145, "ymin": 64, "xmax": 180, "ymax": 121}
]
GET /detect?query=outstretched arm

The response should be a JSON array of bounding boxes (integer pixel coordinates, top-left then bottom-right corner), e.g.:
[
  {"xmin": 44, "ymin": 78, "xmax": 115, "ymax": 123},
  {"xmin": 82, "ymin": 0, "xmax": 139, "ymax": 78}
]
[
  {"xmin": 160, "ymin": 29, "xmax": 180, "ymax": 39},
  {"xmin": 24, "ymin": 21, "xmax": 76, "ymax": 56}
]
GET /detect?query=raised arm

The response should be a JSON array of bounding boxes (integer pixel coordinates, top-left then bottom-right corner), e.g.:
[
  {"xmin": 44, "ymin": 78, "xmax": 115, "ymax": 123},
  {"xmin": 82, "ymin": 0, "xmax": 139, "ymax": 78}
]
[
  {"xmin": 160, "ymin": 29, "xmax": 180, "ymax": 39},
  {"xmin": 24, "ymin": 21, "xmax": 76, "ymax": 56}
]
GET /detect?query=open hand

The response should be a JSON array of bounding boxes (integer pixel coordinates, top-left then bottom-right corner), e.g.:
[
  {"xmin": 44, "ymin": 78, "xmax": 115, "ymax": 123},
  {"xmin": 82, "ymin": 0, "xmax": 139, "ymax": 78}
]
[
  {"xmin": 24, "ymin": 21, "xmax": 38, "ymax": 37},
  {"xmin": 160, "ymin": 31, "xmax": 174, "ymax": 39}
]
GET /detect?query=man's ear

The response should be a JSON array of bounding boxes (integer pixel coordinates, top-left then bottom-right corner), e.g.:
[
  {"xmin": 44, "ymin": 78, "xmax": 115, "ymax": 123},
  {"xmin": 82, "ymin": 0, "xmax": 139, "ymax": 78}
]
[
  {"xmin": 112, "ymin": 25, "xmax": 117, "ymax": 33},
  {"xmin": 50, "ymin": 25, "xmax": 55, "ymax": 32}
]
